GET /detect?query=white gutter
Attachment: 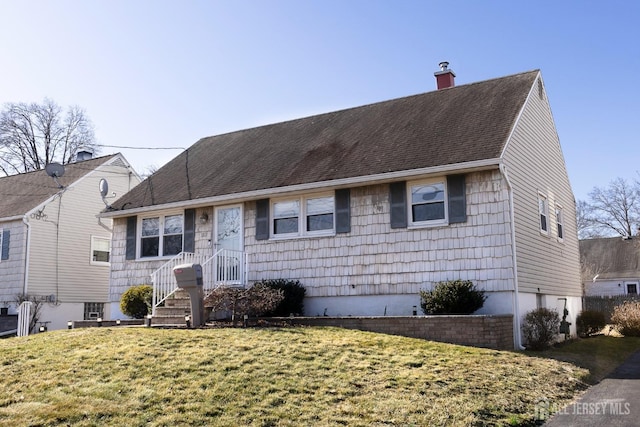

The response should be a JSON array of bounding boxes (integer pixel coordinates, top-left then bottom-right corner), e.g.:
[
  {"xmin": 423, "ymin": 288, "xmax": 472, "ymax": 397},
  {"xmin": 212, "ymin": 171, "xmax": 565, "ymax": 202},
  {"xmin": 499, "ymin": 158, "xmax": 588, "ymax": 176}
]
[
  {"xmin": 22, "ymin": 215, "xmax": 31, "ymax": 295},
  {"xmin": 101, "ymin": 157, "xmax": 502, "ymax": 218},
  {"xmin": 499, "ymin": 163, "xmax": 526, "ymax": 350}
]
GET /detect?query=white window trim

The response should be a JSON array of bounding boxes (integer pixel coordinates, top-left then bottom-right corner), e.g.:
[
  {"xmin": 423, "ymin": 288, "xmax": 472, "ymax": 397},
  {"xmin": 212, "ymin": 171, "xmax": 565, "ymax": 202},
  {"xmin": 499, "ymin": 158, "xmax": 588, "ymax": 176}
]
[
  {"xmin": 407, "ymin": 177, "xmax": 448, "ymax": 228},
  {"xmin": 538, "ymin": 193, "xmax": 549, "ymax": 235},
  {"xmin": 90, "ymin": 235, "xmax": 111, "ymax": 266},
  {"xmin": 270, "ymin": 193, "xmax": 336, "ymax": 239},
  {"xmin": 137, "ymin": 210, "xmax": 185, "ymax": 259},
  {"xmin": 555, "ymin": 204, "xmax": 564, "ymax": 242}
]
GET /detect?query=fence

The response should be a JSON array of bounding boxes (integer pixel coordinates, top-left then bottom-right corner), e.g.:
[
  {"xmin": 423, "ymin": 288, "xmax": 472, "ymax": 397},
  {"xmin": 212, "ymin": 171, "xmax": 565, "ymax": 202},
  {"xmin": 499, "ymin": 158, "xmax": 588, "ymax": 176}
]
[{"xmin": 583, "ymin": 294, "xmax": 640, "ymax": 323}]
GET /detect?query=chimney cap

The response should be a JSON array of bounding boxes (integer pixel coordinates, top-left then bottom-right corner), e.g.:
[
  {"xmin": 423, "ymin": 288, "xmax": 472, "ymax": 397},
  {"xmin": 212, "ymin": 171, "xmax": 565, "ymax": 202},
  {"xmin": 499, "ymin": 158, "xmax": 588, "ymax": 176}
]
[{"xmin": 439, "ymin": 61, "xmax": 450, "ymax": 71}]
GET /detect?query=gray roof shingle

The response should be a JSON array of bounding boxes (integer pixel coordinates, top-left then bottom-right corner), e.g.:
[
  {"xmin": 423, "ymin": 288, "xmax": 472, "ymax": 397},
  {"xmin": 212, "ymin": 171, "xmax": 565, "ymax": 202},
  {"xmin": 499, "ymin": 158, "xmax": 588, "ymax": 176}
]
[
  {"xmin": 0, "ymin": 155, "xmax": 118, "ymax": 219},
  {"xmin": 580, "ymin": 237, "xmax": 640, "ymax": 280},
  {"xmin": 110, "ymin": 70, "xmax": 539, "ymax": 211}
]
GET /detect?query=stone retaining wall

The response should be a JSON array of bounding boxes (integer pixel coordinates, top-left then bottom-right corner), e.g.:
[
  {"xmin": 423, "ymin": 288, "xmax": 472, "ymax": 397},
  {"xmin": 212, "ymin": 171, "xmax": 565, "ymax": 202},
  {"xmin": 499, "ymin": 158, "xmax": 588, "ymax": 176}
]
[{"xmin": 285, "ymin": 314, "xmax": 514, "ymax": 350}]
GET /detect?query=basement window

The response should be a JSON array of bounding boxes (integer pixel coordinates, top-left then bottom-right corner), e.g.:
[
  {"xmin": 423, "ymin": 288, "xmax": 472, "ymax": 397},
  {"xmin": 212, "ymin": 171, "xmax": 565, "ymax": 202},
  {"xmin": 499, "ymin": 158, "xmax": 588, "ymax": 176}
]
[{"xmin": 84, "ymin": 302, "xmax": 104, "ymax": 320}]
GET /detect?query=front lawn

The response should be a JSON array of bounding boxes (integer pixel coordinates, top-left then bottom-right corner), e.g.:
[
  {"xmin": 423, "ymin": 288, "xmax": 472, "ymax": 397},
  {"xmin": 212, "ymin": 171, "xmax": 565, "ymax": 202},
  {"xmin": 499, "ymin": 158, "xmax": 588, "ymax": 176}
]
[{"xmin": 0, "ymin": 326, "xmax": 636, "ymax": 426}]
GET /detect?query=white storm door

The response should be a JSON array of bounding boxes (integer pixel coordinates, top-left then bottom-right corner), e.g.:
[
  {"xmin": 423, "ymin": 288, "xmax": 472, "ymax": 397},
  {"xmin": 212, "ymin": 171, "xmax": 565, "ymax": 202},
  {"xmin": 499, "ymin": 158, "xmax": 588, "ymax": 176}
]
[{"xmin": 214, "ymin": 205, "xmax": 243, "ymax": 251}]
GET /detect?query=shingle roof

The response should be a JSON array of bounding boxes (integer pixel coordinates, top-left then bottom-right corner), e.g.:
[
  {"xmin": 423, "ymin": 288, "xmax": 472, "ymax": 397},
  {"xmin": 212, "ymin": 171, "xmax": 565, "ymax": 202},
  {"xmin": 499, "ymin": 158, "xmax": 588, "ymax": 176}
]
[
  {"xmin": 0, "ymin": 154, "xmax": 119, "ymax": 219},
  {"xmin": 580, "ymin": 237, "xmax": 640, "ymax": 279},
  {"xmin": 111, "ymin": 70, "xmax": 539, "ymax": 211}
]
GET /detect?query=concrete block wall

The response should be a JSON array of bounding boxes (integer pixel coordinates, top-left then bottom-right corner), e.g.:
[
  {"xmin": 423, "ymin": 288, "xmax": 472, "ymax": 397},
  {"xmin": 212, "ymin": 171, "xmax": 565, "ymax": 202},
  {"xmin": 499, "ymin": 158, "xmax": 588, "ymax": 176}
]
[{"xmin": 286, "ymin": 314, "xmax": 514, "ymax": 350}]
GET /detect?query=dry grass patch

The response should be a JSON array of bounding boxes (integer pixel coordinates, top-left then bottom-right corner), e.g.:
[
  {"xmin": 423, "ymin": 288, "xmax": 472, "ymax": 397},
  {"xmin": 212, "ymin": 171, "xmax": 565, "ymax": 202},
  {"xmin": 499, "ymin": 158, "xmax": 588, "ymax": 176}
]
[{"xmin": 0, "ymin": 327, "xmax": 593, "ymax": 426}]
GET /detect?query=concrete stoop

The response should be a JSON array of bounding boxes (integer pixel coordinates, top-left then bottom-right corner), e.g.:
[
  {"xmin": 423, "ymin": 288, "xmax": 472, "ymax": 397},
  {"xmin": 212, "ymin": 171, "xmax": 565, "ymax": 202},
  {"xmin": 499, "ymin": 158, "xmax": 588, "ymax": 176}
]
[{"xmin": 153, "ymin": 290, "xmax": 193, "ymax": 326}]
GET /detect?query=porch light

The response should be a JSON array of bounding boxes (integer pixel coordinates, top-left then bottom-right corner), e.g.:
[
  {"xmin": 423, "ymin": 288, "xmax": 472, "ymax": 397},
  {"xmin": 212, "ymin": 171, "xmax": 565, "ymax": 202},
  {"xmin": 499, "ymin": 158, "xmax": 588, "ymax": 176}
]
[
  {"xmin": 67, "ymin": 320, "xmax": 73, "ymax": 330},
  {"xmin": 199, "ymin": 212, "xmax": 209, "ymax": 224}
]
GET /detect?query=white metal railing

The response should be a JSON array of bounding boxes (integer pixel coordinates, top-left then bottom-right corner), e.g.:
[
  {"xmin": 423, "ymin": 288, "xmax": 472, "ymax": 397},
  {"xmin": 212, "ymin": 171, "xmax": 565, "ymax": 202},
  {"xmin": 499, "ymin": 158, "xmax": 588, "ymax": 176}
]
[
  {"xmin": 201, "ymin": 249, "xmax": 248, "ymax": 292},
  {"xmin": 151, "ymin": 252, "xmax": 206, "ymax": 315},
  {"xmin": 151, "ymin": 249, "xmax": 247, "ymax": 315},
  {"xmin": 17, "ymin": 301, "xmax": 32, "ymax": 337}
]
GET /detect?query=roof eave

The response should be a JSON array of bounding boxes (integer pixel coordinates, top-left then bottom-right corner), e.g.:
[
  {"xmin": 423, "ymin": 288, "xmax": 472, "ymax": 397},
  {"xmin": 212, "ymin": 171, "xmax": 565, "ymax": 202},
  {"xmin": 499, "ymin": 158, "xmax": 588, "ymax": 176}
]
[{"xmin": 101, "ymin": 158, "xmax": 502, "ymax": 218}]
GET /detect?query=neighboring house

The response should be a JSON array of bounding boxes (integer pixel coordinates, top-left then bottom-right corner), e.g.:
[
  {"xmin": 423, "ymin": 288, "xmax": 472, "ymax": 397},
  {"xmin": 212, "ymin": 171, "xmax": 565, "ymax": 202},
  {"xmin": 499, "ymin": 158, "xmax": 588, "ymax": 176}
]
[
  {"xmin": 0, "ymin": 153, "xmax": 140, "ymax": 331},
  {"xmin": 581, "ymin": 237, "xmax": 640, "ymax": 296},
  {"xmin": 102, "ymin": 65, "xmax": 582, "ymax": 347}
]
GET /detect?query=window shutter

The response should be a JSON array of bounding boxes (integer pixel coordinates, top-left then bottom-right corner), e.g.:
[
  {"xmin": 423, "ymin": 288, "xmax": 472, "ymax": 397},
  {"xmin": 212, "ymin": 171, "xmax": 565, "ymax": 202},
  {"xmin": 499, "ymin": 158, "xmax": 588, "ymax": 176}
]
[
  {"xmin": 389, "ymin": 181, "xmax": 407, "ymax": 229},
  {"xmin": 125, "ymin": 216, "xmax": 137, "ymax": 260},
  {"xmin": 183, "ymin": 209, "xmax": 196, "ymax": 252},
  {"xmin": 447, "ymin": 174, "xmax": 467, "ymax": 224},
  {"xmin": 1, "ymin": 229, "xmax": 10, "ymax": 260},
  {"xmin": 335, "ymin": 189, "xmax": 351, "ymax": 234},
  {"xmin": 255, "ymin": 199, "xmax": 270, "ymax": 241}
]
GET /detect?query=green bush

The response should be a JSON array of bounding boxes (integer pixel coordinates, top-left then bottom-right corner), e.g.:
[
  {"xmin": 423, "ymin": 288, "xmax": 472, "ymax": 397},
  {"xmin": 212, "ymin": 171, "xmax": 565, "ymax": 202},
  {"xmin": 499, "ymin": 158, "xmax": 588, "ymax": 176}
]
[
  {"xmin": 522, "ymin": 307, "xmax": 560, "ymax": 350},
  {"xmin": 611, "ymin": 301, "xmax": 640, "ymax": 337},
  {"xmin": 120, "ymin": 285, "xmax": 153, "ymax": 319},
  {"xmin": 419, "ymin": 280, "xmax": 486, "ymax": 315},
  {"xmin": 576, "ymin": 310, "xmax": 606, "ymax": 337},
  {"xmin": 257, "ymin": 279, "xmax": 306, "ymax": 317}
]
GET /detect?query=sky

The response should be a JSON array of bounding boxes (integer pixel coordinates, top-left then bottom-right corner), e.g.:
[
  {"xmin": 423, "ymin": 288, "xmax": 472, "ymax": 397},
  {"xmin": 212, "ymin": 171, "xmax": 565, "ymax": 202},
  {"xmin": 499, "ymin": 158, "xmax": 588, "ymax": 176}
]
[{"xmin": 0, "ymin": 0, "xmax": 638, "ymax": 203}]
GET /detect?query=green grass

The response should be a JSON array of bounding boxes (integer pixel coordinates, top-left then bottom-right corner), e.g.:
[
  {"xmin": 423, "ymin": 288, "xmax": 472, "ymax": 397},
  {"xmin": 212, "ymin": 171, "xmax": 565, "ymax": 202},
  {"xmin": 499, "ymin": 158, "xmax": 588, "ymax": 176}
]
[{"xmin": 0, "ymin": 327, "xmax": 637, "ymax": 427}]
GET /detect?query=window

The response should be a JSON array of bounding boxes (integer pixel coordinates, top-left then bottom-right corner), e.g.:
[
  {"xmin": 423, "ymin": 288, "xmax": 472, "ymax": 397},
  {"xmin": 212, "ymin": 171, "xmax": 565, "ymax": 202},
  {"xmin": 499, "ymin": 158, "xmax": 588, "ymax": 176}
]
[
  {"xmin": 409, "ymin": 179, "xmax": 447, "ymax": 226},
  {"xmin": 91, "ymin": 236, "xmax": 111, "ymax": 265},
  {"xmin": 84, "ymin": 302, "xmax": 104, "ymax": 320},
  {"xmin": 272, "ymin": 195, "xmax": 335, "ymax": 237},
  {"xmin": 140, "ymin": 213, "xmax": 184, "ymax": 258},
  {"xmin": 538, "ymin": 194, "xmax": 548, "ymax": 234},
  {"xmin": 555, "ymin": 206, "xmax": 564, "ymax": 240},
  {"xmin": 627, "ymin": 284, "xmax": 638, "ymax": 295}
]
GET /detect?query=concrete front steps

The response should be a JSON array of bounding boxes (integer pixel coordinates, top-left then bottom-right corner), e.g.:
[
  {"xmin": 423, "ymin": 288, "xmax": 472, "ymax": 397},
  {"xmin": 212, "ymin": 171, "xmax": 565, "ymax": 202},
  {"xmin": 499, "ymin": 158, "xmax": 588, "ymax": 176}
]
[{"xmin": 153, "ymin": 289, "xmax": 193, "ymax": 326}]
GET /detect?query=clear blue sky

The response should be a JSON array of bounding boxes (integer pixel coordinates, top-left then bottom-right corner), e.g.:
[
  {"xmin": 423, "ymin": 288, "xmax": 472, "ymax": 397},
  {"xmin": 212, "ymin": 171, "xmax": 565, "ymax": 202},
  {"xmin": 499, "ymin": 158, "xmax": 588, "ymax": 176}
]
[{"xmin": 1, "ymin": 0, "xmax": 638, "ymax": 202}]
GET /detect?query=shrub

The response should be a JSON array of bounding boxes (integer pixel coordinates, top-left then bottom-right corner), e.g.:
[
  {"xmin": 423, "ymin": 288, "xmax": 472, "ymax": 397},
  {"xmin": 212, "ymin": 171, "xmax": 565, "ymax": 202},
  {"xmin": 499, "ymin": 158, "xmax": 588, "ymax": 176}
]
[
  {"xmin": 611, "ymin": 301, "xmax": 640, "ymax": 337},
  {"xmin": 419, "ymin": 280, "xmax": 486, "ymax": 315},
  {"xmin": 576, "ymin": 310, "xmax": 606, "ymax": 337},
  {"xmin": 120, "ymin": 285, "xmax": 153, "ymax": 319},
  {"xmin": 204, "ymin": 284, "xmax": 284, "ymax": 325},
  {"xmin": 257, "ymin": 279, "xmax": 306, "ymax": 316},
  {"xmin": 522, "ymin": 307, "xmax": 560, "ymax": 350}
]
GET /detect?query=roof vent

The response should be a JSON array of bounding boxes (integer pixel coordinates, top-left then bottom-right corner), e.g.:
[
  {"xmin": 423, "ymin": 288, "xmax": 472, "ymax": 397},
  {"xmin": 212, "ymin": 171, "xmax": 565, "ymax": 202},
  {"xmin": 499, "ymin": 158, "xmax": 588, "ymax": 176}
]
[{"xmin": 434, "ymin": 61, "xmax": 456, "ymax": 90}]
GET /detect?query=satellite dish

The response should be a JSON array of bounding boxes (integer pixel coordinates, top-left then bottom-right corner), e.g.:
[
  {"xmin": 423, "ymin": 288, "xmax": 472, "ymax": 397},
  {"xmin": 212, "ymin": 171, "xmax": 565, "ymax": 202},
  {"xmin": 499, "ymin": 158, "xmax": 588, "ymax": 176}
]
[
  {"xmin": 45, "ymin": 163, "xmax": 65, "ymax": 178},
  {"xmin": 45, "ymin": 163, "xmax": 65, "ymax": 188},
  {"xmin": 99, "ymin": 178, "xmax": 109, "ymax": 198}
]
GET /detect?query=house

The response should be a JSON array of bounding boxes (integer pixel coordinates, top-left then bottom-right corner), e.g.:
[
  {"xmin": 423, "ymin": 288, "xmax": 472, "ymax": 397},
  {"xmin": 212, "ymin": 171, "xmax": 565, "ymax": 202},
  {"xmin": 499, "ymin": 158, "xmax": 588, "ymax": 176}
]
[
  {"xmin": 102, "ymin": 65, "xmax": 582, "ymax": 347},
  {"xmin": 581, "ymin": 237, "xmax": 640, "ymax": 296},
  {"xmin": 0, "ymin": 153, "xmax": 140, "ymax": 331}
]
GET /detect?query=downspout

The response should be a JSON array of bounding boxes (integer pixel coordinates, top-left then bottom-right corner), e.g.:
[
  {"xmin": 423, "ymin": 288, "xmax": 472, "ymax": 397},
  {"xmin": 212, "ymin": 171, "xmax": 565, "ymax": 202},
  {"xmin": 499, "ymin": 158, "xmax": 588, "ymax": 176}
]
[
  {"xmin": 22, "ymin": 215, "xmax": 31, "ymax": 295},
  {"xmin": 499, "ymin": 163, "xmax": 526, "ymax": 350}
]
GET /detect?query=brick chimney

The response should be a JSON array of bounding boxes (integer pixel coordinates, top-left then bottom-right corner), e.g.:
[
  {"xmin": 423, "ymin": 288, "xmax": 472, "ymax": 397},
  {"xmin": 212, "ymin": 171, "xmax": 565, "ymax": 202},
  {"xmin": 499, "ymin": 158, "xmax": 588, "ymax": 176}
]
[{"xmin": 434, "ymin": 61, "xmax": 456, "ymax": 89}]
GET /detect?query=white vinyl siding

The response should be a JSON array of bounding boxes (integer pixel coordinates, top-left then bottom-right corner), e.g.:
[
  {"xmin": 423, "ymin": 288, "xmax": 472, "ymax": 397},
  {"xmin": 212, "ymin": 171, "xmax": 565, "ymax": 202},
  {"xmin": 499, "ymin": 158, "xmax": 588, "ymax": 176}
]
[
  {"xmin": 26, "ymin": 160, "xmax": 140, "ymax": 303},
  {"xmin": 501, "ymin": 75, "xmax": 581, "ymax": 297}
]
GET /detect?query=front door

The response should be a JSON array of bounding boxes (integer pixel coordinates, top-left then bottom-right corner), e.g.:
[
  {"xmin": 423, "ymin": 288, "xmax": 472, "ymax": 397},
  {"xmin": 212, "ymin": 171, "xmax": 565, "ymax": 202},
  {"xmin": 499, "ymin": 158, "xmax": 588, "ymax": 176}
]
[
  {"xmin": 214, "ymin": 205, "xmax": 243, "ymax": 252},
  {"xmin": 214, "ymin": 205, "xmax": 243, "ymax": 283}
]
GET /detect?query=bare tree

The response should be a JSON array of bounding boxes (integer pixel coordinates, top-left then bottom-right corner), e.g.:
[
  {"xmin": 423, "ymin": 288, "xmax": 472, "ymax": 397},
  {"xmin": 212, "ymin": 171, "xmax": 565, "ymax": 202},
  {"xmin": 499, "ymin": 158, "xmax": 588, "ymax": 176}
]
[
  {"xmin": 0, "ymin": 98, "xmax": 98, "ymax": 175},
  {"xmin": 580, "ymin": 178, "xmax": 640, "ymax": 238}
]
